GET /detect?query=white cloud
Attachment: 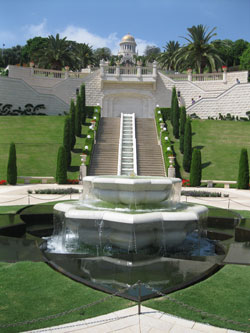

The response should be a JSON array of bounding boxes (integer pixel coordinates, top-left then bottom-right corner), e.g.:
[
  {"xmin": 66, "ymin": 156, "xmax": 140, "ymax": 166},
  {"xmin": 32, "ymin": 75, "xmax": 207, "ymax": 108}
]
[
  {"xmin": 20, "ymin": 21, "xmax": 157, "ymax": 55},
  {"xmin": 22, "ymin": 19, "xmax": 49, "ymax": 39},
  {"xmin": 135, "ymin": 38, "xmax": 158, "ymax": 55},
  {"xmin": 59, "ymin": 26, "xmax": 120, "ymax": 54}
]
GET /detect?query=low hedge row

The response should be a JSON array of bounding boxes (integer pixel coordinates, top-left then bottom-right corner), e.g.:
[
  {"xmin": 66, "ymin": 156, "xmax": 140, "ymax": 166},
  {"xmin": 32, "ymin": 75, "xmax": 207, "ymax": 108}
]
[
  {"xmin": 155, "ymin": 108, "xmax": 174, "ymax": 171},
  {"xmin": 84, "ymin": 107, "xmax": 101, "ymax": 167},
  {"xmin": 28, "ymin": 188, "xmax": 79, "ymax": 194}
]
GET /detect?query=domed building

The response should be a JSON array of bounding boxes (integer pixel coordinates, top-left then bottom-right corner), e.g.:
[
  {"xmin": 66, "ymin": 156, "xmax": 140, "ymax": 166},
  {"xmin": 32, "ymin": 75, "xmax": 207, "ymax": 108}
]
[{"xmin": 118, "ymin": 33, "xmax": 137, "ymax": 64}]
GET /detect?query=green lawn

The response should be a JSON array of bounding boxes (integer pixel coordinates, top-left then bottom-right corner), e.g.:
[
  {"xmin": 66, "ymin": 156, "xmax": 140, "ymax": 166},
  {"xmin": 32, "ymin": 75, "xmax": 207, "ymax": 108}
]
[
  {"xmin": 0, "ymin": 116, "xmax": 88, "ymax": 181},
  {"xmin": 145, "ymin": 265, "xmax": 250, "ymax": 332},
  {"xmin": 169, "ymin": 119, "xmax": 250, "ymax": 181},
  {"xmin": 0, "ymin": 262, "xmax": 133, "ymax": 333}
]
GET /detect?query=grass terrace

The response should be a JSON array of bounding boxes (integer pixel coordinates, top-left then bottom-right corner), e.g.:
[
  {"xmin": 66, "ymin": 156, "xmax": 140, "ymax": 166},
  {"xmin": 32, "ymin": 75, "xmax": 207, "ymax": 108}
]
[
  {"xmin": 0, "ymin": 116, "xmax": 92, "ymax": 182},
  {"xmin": 168, "ymin": 119, "xmax": 250, "ymax": 181}
]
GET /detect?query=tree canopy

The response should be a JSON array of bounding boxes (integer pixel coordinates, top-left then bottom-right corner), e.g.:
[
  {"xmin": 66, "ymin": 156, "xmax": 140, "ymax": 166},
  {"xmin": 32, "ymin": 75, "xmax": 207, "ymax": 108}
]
[{"xmin": 175, "ymin": 25, "xmax": 223, "ymax": 73}]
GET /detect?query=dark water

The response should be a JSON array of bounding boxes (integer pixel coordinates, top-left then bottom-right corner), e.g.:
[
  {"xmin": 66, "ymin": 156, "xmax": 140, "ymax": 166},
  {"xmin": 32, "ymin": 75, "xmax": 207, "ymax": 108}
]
[{"xmin": 0, "ymin": 205, "xmax": 248, "ymax": 300}]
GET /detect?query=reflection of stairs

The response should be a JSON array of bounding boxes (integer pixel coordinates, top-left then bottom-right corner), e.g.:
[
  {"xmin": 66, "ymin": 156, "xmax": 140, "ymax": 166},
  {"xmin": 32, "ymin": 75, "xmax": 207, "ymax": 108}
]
[
  {"xmin": 88, "ymin": 118, "xmax": 120, "ymax": 175},
  {"xmin": 136, "ymin": 118, "xmax": 165, "ymax": 176}
]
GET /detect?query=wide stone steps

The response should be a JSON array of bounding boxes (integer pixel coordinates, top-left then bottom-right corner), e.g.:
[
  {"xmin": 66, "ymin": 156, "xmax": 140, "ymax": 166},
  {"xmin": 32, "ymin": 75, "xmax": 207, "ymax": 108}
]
[
  {"xmin": 136, "ymin": 118, "xmax": 165, "ymax": 177},
  {"xmin": 88, "ymin": 118, "xmax": 120, "ymax": 175}
]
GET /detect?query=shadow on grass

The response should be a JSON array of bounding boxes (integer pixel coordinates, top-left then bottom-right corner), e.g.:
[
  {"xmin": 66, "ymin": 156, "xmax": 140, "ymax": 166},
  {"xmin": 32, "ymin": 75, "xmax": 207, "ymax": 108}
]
[
  {"xmin": 202, "ymin": 161, "xmax": 212, "ymax": 169},
  {"xmin": 68, "ymin": 166, "xmax": 80, "ymax": 172},
  {"xmin": 72, "ymin": 148, "xmax": 83, "ymax": 153},
  {"xmin": 193, "ymin": 145, "xmax": 205, "ymax": 150}
]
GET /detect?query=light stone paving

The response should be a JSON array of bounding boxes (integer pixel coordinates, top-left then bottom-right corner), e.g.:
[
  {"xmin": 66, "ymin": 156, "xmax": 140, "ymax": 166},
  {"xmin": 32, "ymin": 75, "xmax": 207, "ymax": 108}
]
[
  {"xmin": 24, "ymin": 306, "xmax": 243, "ymax": 333},
  {"xmin": 1, "ymin": 184, "xmax": 249, "ymax": 333}
]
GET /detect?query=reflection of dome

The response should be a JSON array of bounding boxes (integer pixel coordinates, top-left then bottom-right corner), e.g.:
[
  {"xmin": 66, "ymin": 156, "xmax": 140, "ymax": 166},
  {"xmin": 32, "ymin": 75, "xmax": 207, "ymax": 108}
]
[{"xmin": 121, "ymin": 33, "xmax": 136, "ymax": 43}]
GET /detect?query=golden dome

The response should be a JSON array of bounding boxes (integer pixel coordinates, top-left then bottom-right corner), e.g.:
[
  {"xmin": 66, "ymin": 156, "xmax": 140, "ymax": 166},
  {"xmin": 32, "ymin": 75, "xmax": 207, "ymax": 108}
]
[{"xmin": 121, "ymin": 33, "xmax": 136, "ymax": 43}]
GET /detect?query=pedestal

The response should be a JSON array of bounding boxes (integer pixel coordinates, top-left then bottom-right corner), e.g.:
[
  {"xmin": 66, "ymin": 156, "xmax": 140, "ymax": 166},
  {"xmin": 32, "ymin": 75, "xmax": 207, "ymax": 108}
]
[{"xmin": 168, "ymin": 166, "xmax": 175, "ymax": 178}]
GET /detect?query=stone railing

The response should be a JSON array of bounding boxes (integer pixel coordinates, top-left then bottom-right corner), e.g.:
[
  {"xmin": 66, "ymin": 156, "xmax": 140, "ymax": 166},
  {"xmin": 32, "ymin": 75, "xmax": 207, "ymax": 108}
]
[
  {"xmin": 167, "ymin": 72, "xmax": 223, "ymax": 82},
  {"xmin": 166, "ymin": 69, "xmax": 248, "ymax": 84},
  {"xmin": 100, "ymin": 60, "xmax": 157, "ymax": 80},
  {"xmin": 33, "ymin": 68, "xmax": 91, "ymax": 79},
  {"xmin": 8, "ymin": 65, "xmax": 93, "ymax": 80},
  {"xmin": 192, "ymin": 73, "xmax": 223, "ymax": 81}
]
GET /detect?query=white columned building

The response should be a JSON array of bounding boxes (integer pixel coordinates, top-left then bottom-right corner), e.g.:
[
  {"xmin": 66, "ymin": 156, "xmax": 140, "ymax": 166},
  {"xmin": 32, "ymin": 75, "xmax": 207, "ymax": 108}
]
[{"xmin": 118, "ymin": 33, "xmax": 137, "ymax": 64}]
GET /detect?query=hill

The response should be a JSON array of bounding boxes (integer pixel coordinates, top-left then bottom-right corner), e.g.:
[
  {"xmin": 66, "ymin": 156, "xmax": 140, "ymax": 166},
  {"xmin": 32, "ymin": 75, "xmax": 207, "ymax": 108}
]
[{"xmin": 170, "ymin": 119, "xmax": 250, "ymax": 181}]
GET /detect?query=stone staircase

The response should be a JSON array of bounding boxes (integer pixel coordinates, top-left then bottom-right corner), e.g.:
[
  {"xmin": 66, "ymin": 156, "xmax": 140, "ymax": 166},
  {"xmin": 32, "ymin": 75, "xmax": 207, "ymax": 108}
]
[
  {"xmin": 88, "ymin": 117, "xmax": 120, "ymax": 175},
  {"xmin": 136, "ymin": 118, "xmax": 165, "ymax": 176}
]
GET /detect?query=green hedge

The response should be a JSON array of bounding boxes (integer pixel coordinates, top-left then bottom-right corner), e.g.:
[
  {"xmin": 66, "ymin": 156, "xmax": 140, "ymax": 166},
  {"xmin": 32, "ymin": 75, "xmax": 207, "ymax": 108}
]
[
  {"xmin": 84, "ymin": 106, "xmax": 101, "ymax": 167},
  {"xmin": 85, "ymin": 106, "xmax": 101, "ymax": 119},
  {"xmin": 155, "ymin": 108, "xmax": 174, "ymax": 171}
]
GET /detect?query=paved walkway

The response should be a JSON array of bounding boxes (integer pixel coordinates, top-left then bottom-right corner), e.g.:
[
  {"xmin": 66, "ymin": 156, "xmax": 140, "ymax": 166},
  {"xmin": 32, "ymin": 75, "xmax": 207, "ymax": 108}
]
[
  {"xmin": 24, "ymin": 306, "xmax": 241, "ymax": 333},
  {"xmin": 0, "ymin": 184, "xmax": 248, "ymax": 332}
]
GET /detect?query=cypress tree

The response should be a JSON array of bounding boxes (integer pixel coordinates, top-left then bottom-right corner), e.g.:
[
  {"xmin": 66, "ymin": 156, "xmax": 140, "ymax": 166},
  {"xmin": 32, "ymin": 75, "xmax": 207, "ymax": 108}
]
[
  {"xmin": 180, "ymin": 106, "xmax": 186, "ymax": 135},
  {"xmin": 179, "ymin": 107, "xmax": 186, "ymax": 154},
  {"xmin": 75, "ymin": 94, "xmax": 82, "ymax": 137},
  {"xmin": 183, "ymin": 119, "xmax": 192, "ymax": 172},
  {"xmin": 7, "ymin": 142, "xmax": 17, "ymax": 185},
  {"xmin": 63, "ymin": 116, "xmax": 71, "ymax": 167},
  {"xmin": 56, "ymin": 146, "xmax": 67, "ymax": 184},
  {"xmin": 237, "ymin": 148, "xmax": 249, "ymax": 189},
  {"xmin": 170, "ymin": 86, "xmax": 177, "ymax": 125},
  {"xmin": 80, "ymin": 84, "xmax": 86, "ymax": 124},
  {"xmin": 190, "ymin": 149, "xmax": 202, "ymax": 187},
  {"xmin": 179, "ymin": 135, "xmax": 184, "ymax": 154},
  {"xmin": 69, "ymin": 99, "xmax": 76, "ymax": 150},
  {"xmin": 173, "ymin": 96, "xmax": 180, "ymax": 139}
]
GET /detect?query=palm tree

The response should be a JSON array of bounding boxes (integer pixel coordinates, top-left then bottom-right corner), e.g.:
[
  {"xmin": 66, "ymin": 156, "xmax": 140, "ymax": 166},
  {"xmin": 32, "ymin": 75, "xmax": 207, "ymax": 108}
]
[
  {"xmin": 75, "ymin": 43, "xmax": 95, "ymax": 69},
  {"xmin": 36, "ymin": 34, "xmax": 73, "ymax": 70},
  {"xmin": 175, "ymin": 25, "xmax": 223, "ymax": 73},
  {"xmin": 157, "ymin": 41, "xmax": 180, "ymax": 70}
]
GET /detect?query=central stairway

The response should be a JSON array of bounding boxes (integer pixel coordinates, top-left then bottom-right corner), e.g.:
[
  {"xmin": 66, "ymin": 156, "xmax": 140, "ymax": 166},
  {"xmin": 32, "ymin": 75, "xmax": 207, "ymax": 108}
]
[{"xmin": 89, "ymin": 116, "xmax": 165, "ymax": 177}]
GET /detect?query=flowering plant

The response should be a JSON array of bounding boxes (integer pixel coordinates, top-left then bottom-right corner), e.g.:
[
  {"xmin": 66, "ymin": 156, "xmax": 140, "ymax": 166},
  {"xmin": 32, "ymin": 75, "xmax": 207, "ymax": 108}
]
[
  {"xmin": 182, "ymin": 179, "xmax": 190, "ymax": 187},
  {"xmin": 67, "ymin": 179, "xmax": 79, "ymax": 184},
  {"xmin": 0, "ymin": 180, "xmax": 7, "ymax": 185}
]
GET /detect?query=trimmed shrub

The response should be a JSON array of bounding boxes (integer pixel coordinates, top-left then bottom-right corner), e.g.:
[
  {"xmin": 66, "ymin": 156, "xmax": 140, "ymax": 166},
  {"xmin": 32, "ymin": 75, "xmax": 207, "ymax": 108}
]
[
  {"xmin": 170, "ymin": 86, "xmax": 177, "ymax": 125},
  {"xmin": 85, "ymin": 105, "xmax": 101, "ymax": 119},
  {"xmin": 7, "ymin": 142, "xmax": 17, "ymax": 185},
  {"xmin": 179, "ymin": 134, "xmax": 184, "ymax": 154},
  {"xmin": 237, "ymin": 148, "xmax": 249, "ymax": 189},
  {"xmin": 69, "ymin": 99, "xmax": 76, "ymax": 150},
  {"xmin": 80, "ymin": 84, "xmax": 86, "ymax": 124},
  {"xmin": 56, "ymin": 146, "xmax": 67, "ymax": 184},
  {"xmin": 183, "ymin": 119, "xmax": 192, "ymax": 172},
  {"xmin": 63, "ymin": 116, "xmax": 71, "ymax": 167},
  {"xmin": 173, "ymin": 96, "xmax": 179, "ymax": 139},
  {"xmin": 75, "ymin": 94, "xmax": 82, "ymax": 137},
  {"xmin": 180, "ymin": 106, "xmax": 186, "ymax": 136},
  {"xmin": 190, "ymin": 149, "xmax": 202, "ymax": 187}
]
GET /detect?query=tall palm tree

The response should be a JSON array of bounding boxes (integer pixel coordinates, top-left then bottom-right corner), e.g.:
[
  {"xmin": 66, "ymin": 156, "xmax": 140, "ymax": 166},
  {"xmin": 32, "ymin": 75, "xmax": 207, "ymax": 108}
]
[
  {"xmin": 157, "ymin": 41, "xmax": 180, "ymax": 70},
  {"xmin": 175, "ymin": 25, "xmax": 223, "ymax": 73},
  {"xmin": 36, "ymin": 34, "xmax": 73, "ymax": 70},
  {"xmin": 75, "ymin": 43, "xmax": 95, "ymax": 69}
]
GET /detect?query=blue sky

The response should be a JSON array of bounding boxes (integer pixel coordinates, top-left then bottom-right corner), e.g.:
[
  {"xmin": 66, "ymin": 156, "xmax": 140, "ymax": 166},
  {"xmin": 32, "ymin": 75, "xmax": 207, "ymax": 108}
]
[{"xmin": 0, "ymin": 0, "xmax": 249, "ymax": 54}]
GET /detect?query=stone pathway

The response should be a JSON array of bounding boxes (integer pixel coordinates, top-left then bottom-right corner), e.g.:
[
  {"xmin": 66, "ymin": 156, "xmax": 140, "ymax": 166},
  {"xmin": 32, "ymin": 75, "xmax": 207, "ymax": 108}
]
[{"xmin": 24, "ymin": 306, "xmax": 242, "ymax": 333}]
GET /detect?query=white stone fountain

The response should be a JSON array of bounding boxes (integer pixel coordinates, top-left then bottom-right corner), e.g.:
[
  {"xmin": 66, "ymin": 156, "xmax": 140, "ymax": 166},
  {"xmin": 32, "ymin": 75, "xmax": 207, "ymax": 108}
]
[{"xmin": 53, "ymin": 176, "xmax": 208, "ymax": 253}]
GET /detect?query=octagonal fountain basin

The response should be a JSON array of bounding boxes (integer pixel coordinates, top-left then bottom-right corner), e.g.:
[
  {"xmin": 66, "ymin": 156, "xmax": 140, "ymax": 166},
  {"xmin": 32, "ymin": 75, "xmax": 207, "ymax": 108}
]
[
  {"xmin": 83, "ymin": 175, "xmax": 182, "ymax": 205},
  {"xmin": 54, "ymin": 202, "xmax": 208, "ymax": 251}
]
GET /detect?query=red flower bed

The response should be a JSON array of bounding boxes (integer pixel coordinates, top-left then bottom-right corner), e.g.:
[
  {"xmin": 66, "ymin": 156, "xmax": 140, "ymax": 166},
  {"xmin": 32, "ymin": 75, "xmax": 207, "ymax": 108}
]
[
  {"xmin": 0, "ymin": 180, "xmax": 7, "ymax": 185},
  {"xmin": 182, "ymin": 179, "xmax": 190, "ymax": 187},
  {"xmin": 67, "ymin": 179, "xmax": 79, "ymax": 184}
]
